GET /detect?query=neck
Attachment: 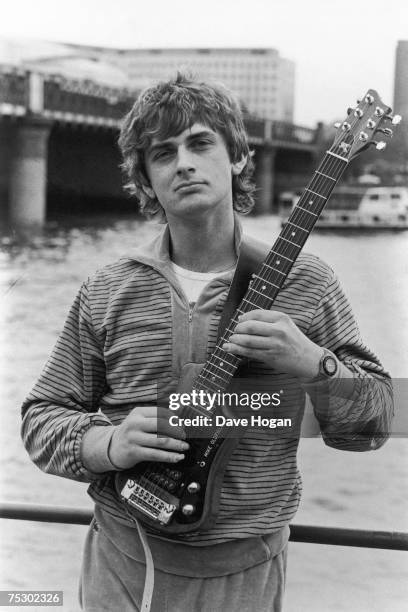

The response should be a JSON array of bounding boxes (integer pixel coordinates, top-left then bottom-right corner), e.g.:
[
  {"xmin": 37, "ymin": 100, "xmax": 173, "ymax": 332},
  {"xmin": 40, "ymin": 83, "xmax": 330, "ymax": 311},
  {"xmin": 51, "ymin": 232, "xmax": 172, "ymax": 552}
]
[{"xmin": 167, "ymin": 207, "xmax": 236, "ymax": 273}]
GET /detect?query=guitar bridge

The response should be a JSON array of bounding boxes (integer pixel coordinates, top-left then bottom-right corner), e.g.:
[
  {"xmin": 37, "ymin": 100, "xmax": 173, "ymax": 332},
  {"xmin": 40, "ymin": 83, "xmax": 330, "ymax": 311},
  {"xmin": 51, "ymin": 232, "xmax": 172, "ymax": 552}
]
[{"xmin": 120, "ymin": 478, "xmax": 177, "ymax": 525}]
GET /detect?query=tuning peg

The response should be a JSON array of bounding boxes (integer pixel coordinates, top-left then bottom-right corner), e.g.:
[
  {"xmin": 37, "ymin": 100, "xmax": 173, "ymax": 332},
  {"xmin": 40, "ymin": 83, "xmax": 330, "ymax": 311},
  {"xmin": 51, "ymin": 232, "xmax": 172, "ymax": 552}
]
[
  {"xmin": 375, "ymin": 141, "xmax": 387, "ymax": 150},
  {"xmin": 377, "ymin": 128, "xmax": 393, "ymax": 137},
  {"xmin": 347, "ymin": 107, "xmax": 354, "ymax": 115},
  {"xmin": 334, "ymin": 122, "xmax": 341, "ymax": 128},
  {"xmin": 385, "ymin": 114, "xmax": 402, "ymax": 125}
]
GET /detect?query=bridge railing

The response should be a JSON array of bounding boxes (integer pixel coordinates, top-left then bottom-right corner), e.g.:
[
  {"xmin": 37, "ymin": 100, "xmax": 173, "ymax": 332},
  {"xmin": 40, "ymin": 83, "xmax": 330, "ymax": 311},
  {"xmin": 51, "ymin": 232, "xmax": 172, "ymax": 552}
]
[
  {"xmin": 272, "ymin": 121, "xmax": 317, "ymax": 145},
  {"xmin": 42, "ymin": 76, "xmax": 136, "ymax": 121},
  {"xmin": 0, "ymin": 65, "xmax": 319, "ymax": 146},
  {"xmin": 0, "ymin": 66, "xmax": 29, "ymax": 111},
  {"xmin": 1, "ymin": 501, "xmax": 407, "ymax": 551}
]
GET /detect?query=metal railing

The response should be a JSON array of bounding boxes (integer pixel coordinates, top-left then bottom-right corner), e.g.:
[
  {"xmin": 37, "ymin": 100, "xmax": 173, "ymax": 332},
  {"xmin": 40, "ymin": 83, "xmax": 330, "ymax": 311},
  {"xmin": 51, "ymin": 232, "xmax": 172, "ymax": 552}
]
[
  {"xmin": 0, "ymin": 65, "xmax": 319, "ymax": 147},
  {"xmin": 1, "ymin": 502, "xmax": 407, "ymax": 551},
  {"xmin": 0, "ymin": 67, "xmax": 29, "ymax": 109}
]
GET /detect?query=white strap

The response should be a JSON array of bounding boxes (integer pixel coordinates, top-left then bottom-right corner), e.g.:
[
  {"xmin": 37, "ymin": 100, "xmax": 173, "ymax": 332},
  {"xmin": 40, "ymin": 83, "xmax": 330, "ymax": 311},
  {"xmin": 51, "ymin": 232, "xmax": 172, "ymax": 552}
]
[{"xmin": 135, "ymin": 519, "xmax": 155, "ymax": 612}]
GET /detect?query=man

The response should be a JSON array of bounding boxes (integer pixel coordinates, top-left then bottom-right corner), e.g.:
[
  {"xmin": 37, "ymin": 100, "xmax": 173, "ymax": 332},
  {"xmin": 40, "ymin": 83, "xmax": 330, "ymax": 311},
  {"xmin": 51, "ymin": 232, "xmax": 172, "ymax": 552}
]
[{"xmin": 21, "ymin": 73, "xmax": 393, "ymax": 612}]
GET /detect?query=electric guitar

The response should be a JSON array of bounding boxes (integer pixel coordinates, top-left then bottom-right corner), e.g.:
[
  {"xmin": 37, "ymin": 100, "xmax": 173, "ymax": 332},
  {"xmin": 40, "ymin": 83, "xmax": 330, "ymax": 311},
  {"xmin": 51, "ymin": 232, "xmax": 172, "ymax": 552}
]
[{"xmin": 115, "ymin": 90, "xmax": 400, "ymax": 534}]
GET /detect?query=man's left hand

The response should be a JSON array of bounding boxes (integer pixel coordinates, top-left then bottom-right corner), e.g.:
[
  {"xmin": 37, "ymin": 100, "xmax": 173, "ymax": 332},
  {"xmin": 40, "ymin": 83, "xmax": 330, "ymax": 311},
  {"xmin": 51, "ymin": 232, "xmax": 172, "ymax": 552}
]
[{"xmin": 223, "ymin": 309, "xmax": 324, "ymax": 381}]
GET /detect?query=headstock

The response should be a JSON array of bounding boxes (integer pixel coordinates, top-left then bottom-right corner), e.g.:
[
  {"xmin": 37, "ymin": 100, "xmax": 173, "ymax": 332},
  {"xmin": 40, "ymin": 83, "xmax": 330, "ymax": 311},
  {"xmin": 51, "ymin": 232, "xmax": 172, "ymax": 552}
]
[{"xmin": 331, "ymin": 89, "xmax": 401, "ymax": 162}]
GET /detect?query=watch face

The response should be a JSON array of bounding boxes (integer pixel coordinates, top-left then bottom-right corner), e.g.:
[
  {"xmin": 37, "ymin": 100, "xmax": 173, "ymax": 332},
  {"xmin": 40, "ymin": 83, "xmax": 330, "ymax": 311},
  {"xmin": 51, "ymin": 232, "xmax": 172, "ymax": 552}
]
[{"xmin": 323, "ymin": 355, "xmax": 337, "ymax": 376}]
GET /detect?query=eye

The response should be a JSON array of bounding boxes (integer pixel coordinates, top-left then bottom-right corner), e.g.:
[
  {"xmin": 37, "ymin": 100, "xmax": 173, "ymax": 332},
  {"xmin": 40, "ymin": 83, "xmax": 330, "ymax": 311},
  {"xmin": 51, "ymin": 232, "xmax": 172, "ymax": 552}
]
[
  {"xmin": 153, "ymin": 149, "xmax": 173, "ymax": 161},
  {"xmin": 193, "ymin": 138, "xmax": 212, "ymax": 147}
]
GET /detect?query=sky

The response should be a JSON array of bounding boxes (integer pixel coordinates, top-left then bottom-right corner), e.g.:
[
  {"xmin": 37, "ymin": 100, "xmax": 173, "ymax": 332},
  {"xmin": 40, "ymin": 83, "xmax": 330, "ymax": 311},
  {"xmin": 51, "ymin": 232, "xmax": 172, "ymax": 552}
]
[{"xmin": 0, "ymin": 0, "xmax": 407, "ymax": 126}]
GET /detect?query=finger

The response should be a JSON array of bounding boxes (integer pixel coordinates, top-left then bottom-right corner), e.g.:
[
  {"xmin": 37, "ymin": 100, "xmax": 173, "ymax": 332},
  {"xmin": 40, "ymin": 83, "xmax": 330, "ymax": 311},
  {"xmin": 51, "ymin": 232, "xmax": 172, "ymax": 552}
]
[
  {"xmin": 156, "ymin": 417, "xmax": 186, "ymax": 440},
  {"xmin": 137, "ymin": 448, "xmax": 186, "ymax": 464},
  {"xmin": 222, "ymin": 342, "xmax": 264, "ymax": 359},
  {"xmin": 233, "ymin": 319, "xmax": 277, "ymax": 336},
  {"xmin": 237, "ymin": 310, "xmax": 284, "ymax": 324},
  {"xmin": 133, "ymin": 415, "xmax": 186, "ymax": 440},
  {"xmin": 226, "ymin": 333, "xmax": 272, "ymax": 349},
  {"xmin": 135, "ymin": 432, "xmax": 190, "ymax": 453}
]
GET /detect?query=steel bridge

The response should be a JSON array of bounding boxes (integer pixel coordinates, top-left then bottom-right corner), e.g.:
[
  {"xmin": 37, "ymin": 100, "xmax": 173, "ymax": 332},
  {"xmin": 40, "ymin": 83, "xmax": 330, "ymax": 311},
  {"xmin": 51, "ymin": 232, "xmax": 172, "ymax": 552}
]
[{"xmin": 0, "ymin": 65, "xmax": 321, "ymax": 225}]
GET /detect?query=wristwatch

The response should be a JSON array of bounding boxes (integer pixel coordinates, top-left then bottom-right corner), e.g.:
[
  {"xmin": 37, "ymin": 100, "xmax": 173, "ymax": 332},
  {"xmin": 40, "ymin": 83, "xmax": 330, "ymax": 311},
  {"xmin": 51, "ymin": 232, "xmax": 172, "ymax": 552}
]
[{"xmin": 318, "ymin": 349, "xmax": 338, "ymax": 378}]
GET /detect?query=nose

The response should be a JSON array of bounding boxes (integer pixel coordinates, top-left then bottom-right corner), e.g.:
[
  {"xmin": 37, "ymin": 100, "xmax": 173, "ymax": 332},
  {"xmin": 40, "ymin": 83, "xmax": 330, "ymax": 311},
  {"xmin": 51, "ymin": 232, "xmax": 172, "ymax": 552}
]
[{"xmin": 176, "ymin": 145, "xmax": 196, "ymax": 176}]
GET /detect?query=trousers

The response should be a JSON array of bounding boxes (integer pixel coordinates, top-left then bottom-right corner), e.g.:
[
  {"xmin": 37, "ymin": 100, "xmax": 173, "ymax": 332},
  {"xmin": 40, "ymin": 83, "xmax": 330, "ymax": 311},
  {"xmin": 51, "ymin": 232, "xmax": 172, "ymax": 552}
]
[{"xmin": 79, "ymin": 508, "xmax": 288, "ymax": 612}]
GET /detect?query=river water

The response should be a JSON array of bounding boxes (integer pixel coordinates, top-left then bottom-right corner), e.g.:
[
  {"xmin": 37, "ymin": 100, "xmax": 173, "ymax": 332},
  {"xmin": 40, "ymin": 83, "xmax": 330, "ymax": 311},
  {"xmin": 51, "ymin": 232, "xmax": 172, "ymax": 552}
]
[{"xmin": 0, "ymin": 213, "xmax": 407, "ymax": 611}]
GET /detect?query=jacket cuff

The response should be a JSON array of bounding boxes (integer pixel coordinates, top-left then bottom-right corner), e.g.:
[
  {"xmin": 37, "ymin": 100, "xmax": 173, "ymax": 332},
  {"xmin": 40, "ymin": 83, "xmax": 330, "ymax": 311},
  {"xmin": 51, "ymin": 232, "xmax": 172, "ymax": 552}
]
[
  {"xmin": 74, "ymin": 416, "xmax": 116, "ymax": 480},
  {"xmin": 301, "ymin": 356, "xmax": 362, "ymax": 422}
]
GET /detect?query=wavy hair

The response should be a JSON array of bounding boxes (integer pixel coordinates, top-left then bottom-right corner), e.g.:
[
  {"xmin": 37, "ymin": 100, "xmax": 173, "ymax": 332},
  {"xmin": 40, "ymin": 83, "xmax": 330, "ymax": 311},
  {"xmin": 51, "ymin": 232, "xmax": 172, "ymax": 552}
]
[{"xmin": 118, "ymin": 72, "xmax": 255, "ymax": 219}]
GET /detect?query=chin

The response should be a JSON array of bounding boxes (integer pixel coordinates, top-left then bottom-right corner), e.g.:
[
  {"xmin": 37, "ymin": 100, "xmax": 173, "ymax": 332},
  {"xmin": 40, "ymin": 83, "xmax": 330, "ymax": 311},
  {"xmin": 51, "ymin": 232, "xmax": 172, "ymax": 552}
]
[{"xmin": 177, "ymin": 198, "xmax": 216, "ymax": 215}]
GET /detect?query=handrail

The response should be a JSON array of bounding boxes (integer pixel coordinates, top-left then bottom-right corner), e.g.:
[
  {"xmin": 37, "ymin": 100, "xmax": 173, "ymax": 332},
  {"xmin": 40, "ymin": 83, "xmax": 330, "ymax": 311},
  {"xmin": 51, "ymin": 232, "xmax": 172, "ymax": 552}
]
[{"xmin": 1, "ymin": 501, "xmax": 407, "ymax": 551}]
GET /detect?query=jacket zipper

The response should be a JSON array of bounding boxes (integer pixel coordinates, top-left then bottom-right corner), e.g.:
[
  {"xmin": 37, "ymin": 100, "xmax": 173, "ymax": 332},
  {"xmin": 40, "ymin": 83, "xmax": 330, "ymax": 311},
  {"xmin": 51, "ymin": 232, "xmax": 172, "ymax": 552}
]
[{"xmin": 188, "ymin": 304, "xmax": 194, "ymax": 324}]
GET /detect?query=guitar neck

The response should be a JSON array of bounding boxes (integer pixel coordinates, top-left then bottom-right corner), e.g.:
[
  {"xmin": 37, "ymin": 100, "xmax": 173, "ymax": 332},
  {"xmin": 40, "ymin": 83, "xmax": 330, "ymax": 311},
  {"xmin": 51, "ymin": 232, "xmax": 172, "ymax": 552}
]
[{"xmin": 192, "ymin": 150, "xmax": 348, "ymax": 406}]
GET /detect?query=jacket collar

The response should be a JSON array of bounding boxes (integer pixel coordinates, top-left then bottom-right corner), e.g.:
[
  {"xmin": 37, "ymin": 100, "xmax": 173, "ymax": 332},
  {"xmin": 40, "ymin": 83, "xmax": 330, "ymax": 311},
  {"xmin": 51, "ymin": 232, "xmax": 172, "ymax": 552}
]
[{"xmin": 127, "ymin": 213, "xmax": 243, "ymax": 272}]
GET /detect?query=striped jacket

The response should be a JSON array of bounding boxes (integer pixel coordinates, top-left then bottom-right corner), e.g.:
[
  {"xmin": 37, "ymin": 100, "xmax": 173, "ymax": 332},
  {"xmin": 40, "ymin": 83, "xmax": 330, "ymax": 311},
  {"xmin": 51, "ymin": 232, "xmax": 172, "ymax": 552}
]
[{"xmin": 21, "ymin": 221, "xmax": 393, "ymax": 544}]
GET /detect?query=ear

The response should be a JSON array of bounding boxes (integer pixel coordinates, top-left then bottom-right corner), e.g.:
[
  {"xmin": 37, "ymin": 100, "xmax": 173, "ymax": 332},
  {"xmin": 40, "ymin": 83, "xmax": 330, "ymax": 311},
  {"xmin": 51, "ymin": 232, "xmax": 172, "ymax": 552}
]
[
  {"xmin": 141, "ymin": 184, "xmax": 155, "ymax": 199},
  {"xmin": 231, "ymin": 155, "xmax": 247, "ymax": 176}
]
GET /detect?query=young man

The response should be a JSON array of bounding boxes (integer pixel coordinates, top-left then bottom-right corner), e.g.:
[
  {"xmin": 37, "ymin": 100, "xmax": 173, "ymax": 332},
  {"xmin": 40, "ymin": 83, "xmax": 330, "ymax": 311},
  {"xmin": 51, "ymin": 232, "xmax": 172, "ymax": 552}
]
[{"xmin": 21, "ymin": 73, "xmax": 393, "ymax": 612}]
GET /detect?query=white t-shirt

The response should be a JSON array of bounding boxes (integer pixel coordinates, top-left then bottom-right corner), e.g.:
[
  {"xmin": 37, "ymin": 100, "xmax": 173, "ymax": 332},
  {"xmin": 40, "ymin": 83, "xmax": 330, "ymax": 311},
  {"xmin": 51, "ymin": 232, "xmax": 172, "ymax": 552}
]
[{"xmin": 171, "ymin": 261, "xmax": 235, "ymax": 303}]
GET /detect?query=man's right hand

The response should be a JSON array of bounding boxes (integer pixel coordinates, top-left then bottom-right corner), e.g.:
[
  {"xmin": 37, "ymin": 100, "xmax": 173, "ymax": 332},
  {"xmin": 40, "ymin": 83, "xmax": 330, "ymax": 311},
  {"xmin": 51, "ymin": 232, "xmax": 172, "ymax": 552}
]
[{"xmin": 108, "ymin": 405, "xmax": 189, "ymax": 470}]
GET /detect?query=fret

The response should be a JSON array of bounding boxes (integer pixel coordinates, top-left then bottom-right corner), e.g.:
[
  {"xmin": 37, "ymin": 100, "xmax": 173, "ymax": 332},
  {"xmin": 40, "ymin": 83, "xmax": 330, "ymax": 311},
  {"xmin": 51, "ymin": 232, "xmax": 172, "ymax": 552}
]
[
  {"xmin": 212, "ymin": 351, "xmax": 240, "ymax": 368},
  {"xmin": 295, "ymin": 205, "xmax": 318, "ymax": 217},
  {"xmin": 290, "ymin": 212, "xmax": 315, "ymax": 231},
  {"xmin": 305, "ymin": 188, "xmax": 327, "ymax": 200},
  {"xmin": 315, "ymin": 170, "xmax": 336, "ymax": 181},
  {"xmin": 210, "ymin": 357, "xmax": 239, "ymax": 374},
  {"xmin": 201, "ymin": 369, "xmax": 228, "ymax": 384},
  {"xmin": 326, "ymin": 150, "xmax": 348, "ymax": 162},
  {"xmin": 207, "ymin": 362, "xmax": 234, "ymax": 376},
  {"xmin": 253, "ymin": 273, "xmax": 282, "ymax": 285},
  {"xmin": 270, "ymin": 249, "xmax": 293, "ymax": 262},
  {"xmin": 278, "ymin": 235, "xmax": 302, "ymax": 248},
  {"xmin": 285, "ymin": 220, "xmax": 309, "ymax": 232},
  {"xmin": 242, "ymin": 297, "xmax": 261, "ymax": 309},
  {"xmin": 193, "ymin": 378, "xmax": 220, "ymax": 393},
  {"xmin": 208, "ymin": 354, "xmax": 237, "ymax": 371},
  {"xmin": 249, "ymin": 286, "xmax": 274, "ymax": 299}
]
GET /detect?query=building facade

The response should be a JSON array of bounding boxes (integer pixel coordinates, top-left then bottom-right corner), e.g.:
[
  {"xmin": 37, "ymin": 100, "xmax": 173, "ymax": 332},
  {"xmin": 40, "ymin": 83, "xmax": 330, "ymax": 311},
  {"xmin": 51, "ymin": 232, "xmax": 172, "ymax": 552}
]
[{"xmin": 69, "ymin": 46, "xmax": 295, "ymax": 122}]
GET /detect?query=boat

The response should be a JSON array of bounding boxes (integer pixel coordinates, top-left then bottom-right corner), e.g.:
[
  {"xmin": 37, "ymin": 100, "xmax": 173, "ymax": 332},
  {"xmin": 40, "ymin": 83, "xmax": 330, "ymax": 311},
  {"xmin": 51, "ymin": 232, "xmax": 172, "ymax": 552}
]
[{"xmin": 278, "ymin": 185, "xmax": 408, "ymax": 229}]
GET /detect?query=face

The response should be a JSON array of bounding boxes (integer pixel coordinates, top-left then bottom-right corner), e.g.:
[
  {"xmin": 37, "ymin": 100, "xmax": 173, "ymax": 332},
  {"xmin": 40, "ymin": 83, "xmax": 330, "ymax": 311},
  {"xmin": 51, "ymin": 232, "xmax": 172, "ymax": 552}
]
[{"xmin": 144, "ymin": 123, "xmax": 243, "ymax": 221}]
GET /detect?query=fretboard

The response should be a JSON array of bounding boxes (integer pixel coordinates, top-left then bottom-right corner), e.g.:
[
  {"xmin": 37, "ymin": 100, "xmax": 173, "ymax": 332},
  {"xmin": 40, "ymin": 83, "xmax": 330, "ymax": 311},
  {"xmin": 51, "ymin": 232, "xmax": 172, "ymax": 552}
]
[{"xmin": 191, "ymin": 149, "xmax": 348, "ymax": 412}]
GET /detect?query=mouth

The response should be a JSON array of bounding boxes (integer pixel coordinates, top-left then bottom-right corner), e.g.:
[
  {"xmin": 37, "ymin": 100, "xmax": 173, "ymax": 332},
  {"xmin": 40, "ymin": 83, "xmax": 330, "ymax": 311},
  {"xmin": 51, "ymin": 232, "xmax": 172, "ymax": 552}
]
[{"xmin": 175, "ymin": 181, "xmax": 205, "ymax": 192}]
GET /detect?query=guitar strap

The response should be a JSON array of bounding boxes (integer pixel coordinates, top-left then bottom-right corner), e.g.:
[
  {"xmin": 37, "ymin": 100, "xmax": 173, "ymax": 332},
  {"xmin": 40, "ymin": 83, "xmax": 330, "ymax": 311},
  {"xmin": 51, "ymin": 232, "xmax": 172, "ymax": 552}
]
[{"xmin": 217, "ymin": 234, "xmax": 270, "ymax": 341}]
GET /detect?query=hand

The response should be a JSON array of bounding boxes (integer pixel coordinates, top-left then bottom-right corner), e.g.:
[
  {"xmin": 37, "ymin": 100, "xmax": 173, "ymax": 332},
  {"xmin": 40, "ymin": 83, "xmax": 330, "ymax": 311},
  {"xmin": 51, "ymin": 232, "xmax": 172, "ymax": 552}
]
[
  {"xmin": 109, "ymin": 405, "xmax": 189, "ymax": 470},
  {"xmin": 222, "ymin": 309, "xmax": 323, "ymax": 380}
]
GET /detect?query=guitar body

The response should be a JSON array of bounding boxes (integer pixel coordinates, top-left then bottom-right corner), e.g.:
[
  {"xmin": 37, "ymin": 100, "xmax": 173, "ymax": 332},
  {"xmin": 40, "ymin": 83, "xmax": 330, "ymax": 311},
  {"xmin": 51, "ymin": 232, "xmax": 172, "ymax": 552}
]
[
  {"xmin": 115, "ymin": 435, "xmax": 239, "ymax": 535},
  {"xmin": 114, "ymin": 89, "xmax": 398, "ymax": 534}
]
